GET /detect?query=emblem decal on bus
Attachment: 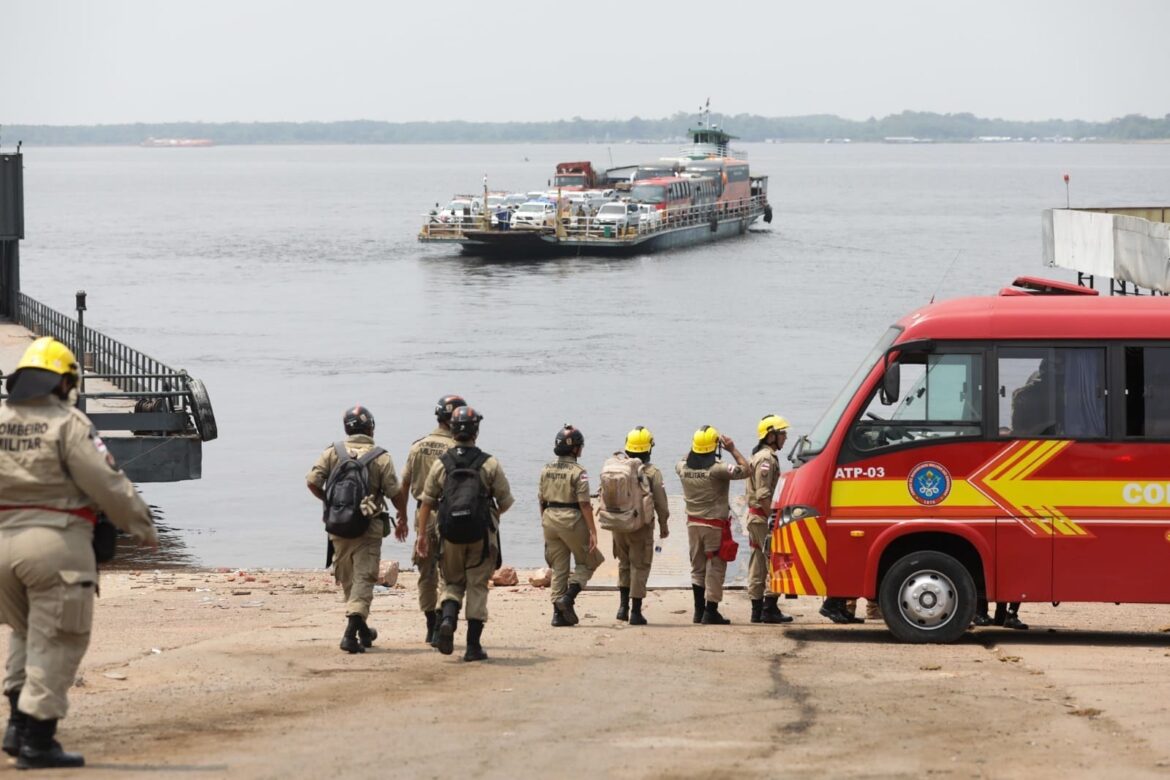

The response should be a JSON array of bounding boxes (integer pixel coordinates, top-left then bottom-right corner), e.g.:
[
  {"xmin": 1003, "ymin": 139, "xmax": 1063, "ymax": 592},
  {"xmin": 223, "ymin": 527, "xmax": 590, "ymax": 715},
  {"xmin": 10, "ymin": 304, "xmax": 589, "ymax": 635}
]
[{"xmin": 907, "ymin": 462, "xmax": 951, "ymax": 506}]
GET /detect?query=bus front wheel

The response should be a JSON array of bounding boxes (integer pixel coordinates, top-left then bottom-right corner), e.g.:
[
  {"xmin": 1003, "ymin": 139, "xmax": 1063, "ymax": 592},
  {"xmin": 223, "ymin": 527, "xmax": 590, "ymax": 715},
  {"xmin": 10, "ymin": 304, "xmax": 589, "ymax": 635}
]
[{"xmin": 879, "ymin": 551, "xmax": 975, "ymax": 643}]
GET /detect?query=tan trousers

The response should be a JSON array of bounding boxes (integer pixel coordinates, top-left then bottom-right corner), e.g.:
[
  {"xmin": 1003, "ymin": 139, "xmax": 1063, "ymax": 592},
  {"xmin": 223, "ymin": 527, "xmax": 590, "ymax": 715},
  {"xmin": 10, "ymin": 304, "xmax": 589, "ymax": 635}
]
[
  {"xmin": 413, "ymin": 521, "xmax": 442, "ymax": 613},
  {"xmin": 543, "ymin": 519, "xmax": 602, "ymax": 601},
  {"xmin": 746, "ymin": 518, "xmax": 775, "ymax": 600},
  {"xmin": 688, "ymin": 524, "xmax": 726, "ymax": 603},
  {"xmin": 612, "ymin": 524, "xmax": 654, "ymax": 599},
  {"xmin": 440, "ymin": 534, "xmax": 496, "ymax": 622},
  {"xmin": 0, "ymin": 523, "xmax": 96, "ymax": 720},
  {"xmin": 331, "ymin": 517, "xmax": 383, "ymax": 619}
]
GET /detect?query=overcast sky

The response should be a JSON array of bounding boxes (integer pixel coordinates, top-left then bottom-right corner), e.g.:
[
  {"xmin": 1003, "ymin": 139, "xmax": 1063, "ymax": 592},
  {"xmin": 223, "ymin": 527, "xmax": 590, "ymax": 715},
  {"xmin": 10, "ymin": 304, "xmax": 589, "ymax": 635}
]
[{"xmin": 3, "ymin": 0, "xmax": 1167, "ymax": 125}]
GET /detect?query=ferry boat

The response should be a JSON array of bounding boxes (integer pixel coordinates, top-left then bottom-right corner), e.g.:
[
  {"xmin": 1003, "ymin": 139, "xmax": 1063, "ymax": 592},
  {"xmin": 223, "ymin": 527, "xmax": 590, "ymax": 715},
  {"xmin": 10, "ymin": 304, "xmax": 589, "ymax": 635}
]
[
  {"xmin": 140, "ymin": 138, "xmax": 214, "ymax": 148},
  {"xmin": 418, "ymin": 109, "xmax": 772, "ymax": 257}
]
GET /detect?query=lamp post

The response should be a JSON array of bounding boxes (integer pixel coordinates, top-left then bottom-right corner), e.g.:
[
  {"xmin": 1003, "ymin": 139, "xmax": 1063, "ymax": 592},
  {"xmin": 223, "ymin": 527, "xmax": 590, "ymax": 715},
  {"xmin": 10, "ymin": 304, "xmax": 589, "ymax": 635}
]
[{"xmin": 75, "ymin": 290, "xmax": 86, "ymax": 411}]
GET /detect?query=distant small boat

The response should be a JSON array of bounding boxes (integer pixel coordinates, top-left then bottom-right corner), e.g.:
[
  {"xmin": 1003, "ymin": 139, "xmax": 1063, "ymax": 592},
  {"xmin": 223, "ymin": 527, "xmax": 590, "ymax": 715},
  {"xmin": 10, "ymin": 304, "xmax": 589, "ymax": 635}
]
[{"xmin": 140, "ymin": 138, "xmax": 214, "ymax": 148}]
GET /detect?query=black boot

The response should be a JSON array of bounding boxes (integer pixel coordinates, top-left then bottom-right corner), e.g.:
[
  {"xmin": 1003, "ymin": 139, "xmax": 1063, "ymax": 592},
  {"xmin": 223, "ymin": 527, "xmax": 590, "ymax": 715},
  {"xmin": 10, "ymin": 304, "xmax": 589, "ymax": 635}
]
[
  {"xmin": 340, "ymin": 614, "xmax": 365, "ymax": 654},
  {"xmin": 972, "ymin": 597, "xmax": 992, "ymax": 626},
  {"xmin": 701, "ymin": 601, "xmax": 731, "ymax": 625},
  {"xmin": 629, "ymin": 597, "xmax": 647, "ymax": 626},
  {"xmin": 437, "ymin": 600, "xmax": 460, "ymax": 655},
  {"xmin": 616, "ymin": 587, "xmax": 630, "ymax": 621},
  {"xmin": 692, "ymin": 585, "xmax": 706, "ymax": 624},
  {"xmin": 555, "ymin": 582, "xmax": 582, "ymax": 626},
  {"xmin": 819, "ymin": 597, "xmax": 861, "ymax": 625},
  {"xmin": 3, "ymin": 690, "xmax": 25, "ymax": 758},
  {"xmin": 761, "ymin": 596, "xmax": 793, "ymax": 624},
  {"xmin": 424, "ymin": 610, "xmax": 438, "ymax": 644},
  {"xmin": 357, "ymin": 617, "xmax": 378, "ymax": 648},
  {"xmin": 1003, "ymin": 604, "xmax": 1028, "ymax": 630},
  {"xmin": 750, "ymin": 599, "xmax": 764, "ymax": 624},
  {"xmin": 464, "ymin": 619, "xmax": 488, "ymax": 662},
  {"xmin": 16, "ymin": 717, "xmax": 84, "ymax": 769},
  {"xmin": 992, "ymin": 602, "xmax": 1008, "ymax": 626},
  {"xmin": 551, "ymin": 609, "xmax": 568, "ymax": 627}
]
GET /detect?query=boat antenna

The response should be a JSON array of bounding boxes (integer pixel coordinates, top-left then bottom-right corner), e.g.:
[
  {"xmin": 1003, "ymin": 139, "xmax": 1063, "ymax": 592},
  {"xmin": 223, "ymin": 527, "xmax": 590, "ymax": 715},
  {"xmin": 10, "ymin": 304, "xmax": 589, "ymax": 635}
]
[
  {"xmin": 930, "ymin": 249, "xmax": 962, "ymax": 304},
  {"xmin": 1063, "ymin": 173, "xmax": 1071, "ymax": 209}
]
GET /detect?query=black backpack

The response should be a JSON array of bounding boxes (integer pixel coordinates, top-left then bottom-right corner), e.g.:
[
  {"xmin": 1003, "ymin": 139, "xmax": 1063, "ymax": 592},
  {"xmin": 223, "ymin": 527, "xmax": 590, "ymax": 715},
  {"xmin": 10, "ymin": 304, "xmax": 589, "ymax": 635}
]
[
  {"xmin": 436, "ymin": 447, "xmax": 494, "ymax": 549},
  {"xmin": 322, "ymin": 441, "xmax": 386, "ymax": 539}
]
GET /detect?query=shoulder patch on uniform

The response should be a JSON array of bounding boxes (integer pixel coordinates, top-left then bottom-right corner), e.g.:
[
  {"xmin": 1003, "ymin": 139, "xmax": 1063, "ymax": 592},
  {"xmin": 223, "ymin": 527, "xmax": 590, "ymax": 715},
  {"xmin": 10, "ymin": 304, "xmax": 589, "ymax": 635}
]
[
  {"xmin": 578, "ymin": 471, "xmax": 589, "ymax": 482},
  {"xmin": 760, "ymin": 462, "xmax": 771, "ymax": 473},
  {"xmin": 92, "ymin": 434, "xmax": 116, "ymax": 468}
]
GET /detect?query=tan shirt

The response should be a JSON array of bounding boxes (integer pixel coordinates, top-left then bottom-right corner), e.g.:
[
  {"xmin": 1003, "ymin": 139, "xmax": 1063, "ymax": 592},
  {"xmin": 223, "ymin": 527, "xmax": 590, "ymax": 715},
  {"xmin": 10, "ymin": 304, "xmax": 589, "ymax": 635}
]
[
  {"xmin": 643, "ymin": 462, "xmax": 670, "ymax": 528},
  {"xmin": 306, "ymin": 434, "xmax": 400, "ymax": 516},
  {"xmin": 0, "ymin": 396, "xmax": 156, "ymax": 543},
  {"xmin": 745, "ymin": 445, "xmax": 781, "ymax": 514},
  {"xmin": 675, "ymin": 459, "xmax": 748, "ymax": 521},
  {"xmin": 420, "ymin": 446, "xmax": 514, "ymax": 523},
  {"xmin": 401, "ymin": 427, "xmax": 455, "ymax": 502},
  {"xmin": 538, "ymin": 456, "xmax": 591, "ymax": 530}
]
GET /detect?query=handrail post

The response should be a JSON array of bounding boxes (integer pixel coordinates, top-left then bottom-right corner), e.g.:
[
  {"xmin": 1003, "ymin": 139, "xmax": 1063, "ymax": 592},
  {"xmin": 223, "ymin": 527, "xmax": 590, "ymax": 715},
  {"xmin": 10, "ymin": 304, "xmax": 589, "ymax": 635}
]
[{"xmin": 75, "ymin": 290, "xmax": 86, "ymax": 412}]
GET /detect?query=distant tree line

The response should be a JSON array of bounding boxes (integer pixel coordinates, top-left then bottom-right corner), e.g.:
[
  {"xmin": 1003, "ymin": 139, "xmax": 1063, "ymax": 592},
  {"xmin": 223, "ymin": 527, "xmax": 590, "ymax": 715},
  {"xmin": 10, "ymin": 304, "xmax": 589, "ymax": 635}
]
[{"xmin": 4, "ymin": 111, "xmax": 1170, "ymax": 145}]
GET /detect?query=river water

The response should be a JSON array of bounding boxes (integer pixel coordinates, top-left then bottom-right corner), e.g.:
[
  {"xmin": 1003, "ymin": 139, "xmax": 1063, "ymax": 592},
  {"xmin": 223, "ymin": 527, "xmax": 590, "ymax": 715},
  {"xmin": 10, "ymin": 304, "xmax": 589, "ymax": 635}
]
[{"xmin": 15, "ymin": 142, "xmax": 1170, "ymax": 568}]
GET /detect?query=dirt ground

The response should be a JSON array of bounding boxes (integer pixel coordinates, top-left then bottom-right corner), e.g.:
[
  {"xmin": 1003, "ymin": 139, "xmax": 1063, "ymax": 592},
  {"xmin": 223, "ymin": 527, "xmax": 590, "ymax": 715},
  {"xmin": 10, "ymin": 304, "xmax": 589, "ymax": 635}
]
[{"xmin": 3, "ymin": 568, "xmax": 1170, "ymax": 779}]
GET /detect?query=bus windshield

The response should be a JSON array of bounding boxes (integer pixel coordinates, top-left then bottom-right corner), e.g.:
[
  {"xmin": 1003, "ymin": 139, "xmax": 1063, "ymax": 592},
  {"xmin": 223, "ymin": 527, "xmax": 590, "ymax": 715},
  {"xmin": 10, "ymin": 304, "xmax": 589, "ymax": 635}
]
[
  {"xmin": 797, "ymin": 326, "xmax": 901, "ymax": 461},
  {"xmin": 630, "ymin": 184, "xmax": 666, "ymax": 202}
]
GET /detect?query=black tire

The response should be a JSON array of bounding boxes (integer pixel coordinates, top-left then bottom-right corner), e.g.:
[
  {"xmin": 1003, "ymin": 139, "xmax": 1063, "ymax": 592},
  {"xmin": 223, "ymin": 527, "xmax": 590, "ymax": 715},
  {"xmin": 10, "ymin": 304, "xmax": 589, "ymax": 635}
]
[
  {"xmin": 186, "ymin": 377, "xmax": 218, "ymax": 442},
  {"xmin": 879, "ymin": 550, "xmax": 975, "ymax": 643}
]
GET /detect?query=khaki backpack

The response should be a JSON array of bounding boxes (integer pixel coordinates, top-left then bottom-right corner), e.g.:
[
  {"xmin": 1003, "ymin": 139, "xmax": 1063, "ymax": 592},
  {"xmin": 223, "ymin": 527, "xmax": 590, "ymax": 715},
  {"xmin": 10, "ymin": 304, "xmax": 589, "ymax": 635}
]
[{"xmin": 597, "ymin": 452, "xmax": 654, "ymax": 533}]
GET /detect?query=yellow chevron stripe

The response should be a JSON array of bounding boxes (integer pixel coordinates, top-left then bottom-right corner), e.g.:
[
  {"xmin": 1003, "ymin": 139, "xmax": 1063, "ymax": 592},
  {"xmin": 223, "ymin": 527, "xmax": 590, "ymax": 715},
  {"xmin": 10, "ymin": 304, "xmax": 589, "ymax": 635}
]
[
  {"xmin": 1018, "ymin": 440, "xmax": 1073, "ymax": 481},
  {"xmin": 790, "ymin": 524, "xmax": 826, "ymax": 596},
  {"xmin": 1003, "ymin": 440, "xmax": 1060, "ymax": 482},
  {"xmin": 807, "ymin": 517, "xmax": 827, "ymax": 560},
  {"xmin": 987, "ymin": 440, "xmax": 1038, "ymax": 482}
]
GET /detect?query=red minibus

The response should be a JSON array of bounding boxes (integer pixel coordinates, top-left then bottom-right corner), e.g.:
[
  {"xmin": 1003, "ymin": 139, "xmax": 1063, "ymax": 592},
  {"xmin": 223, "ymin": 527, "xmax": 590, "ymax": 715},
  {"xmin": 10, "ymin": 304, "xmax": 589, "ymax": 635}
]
[{"xmin": 771, "ymin": 277, "xmax": 1170, "ymax": 642}]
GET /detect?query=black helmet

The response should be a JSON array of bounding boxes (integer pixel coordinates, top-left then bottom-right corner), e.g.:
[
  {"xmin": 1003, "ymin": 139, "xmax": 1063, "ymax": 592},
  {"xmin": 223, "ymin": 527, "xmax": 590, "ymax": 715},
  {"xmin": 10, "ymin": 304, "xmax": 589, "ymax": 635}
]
[
  {"xmin": 553, "ymin": 424, "xmax": 584, "ymax": 456},
  {"xmin": 343, "ymin": 404, "xmax": 375, "ymax": 435},
  {"xmin": 450, "ymin": 406, "xmax": 483, "ymax": 442},
  {"xmin": 435, "ymin": 394, "xmax": 467, "ymax": 422}
]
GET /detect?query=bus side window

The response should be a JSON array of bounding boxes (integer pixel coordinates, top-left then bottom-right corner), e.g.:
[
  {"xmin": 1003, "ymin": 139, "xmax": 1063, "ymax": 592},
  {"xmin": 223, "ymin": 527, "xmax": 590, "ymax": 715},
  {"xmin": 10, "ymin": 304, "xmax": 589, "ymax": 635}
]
[
  {"xmin": 1125, "ymin": 346, "xmax": 1170, "ymax": 437},
  {"xmin": 998, "ymin": 347, "xmax": 1106, "ymax": 438}
]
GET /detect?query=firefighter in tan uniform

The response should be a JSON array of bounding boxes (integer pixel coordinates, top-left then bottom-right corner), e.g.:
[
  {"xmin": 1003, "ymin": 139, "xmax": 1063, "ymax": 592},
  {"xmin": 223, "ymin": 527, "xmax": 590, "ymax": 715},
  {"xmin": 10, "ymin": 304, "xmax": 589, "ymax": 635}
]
[
  {"xmin": 677, "ymin": 425, "xmax": 749, "ymax": 625},
  {"xmin": 415, "ymin": 406, "xmax": 513, "ymax": 661},
  {"xmin": 395, "ymin": 394, "xmax": 465, "ymax": 647},
  {"xmin": 746, "ymin": 415, "xmax": 793, "ymax": 624},
  {"xmin": 612, "ymin": 426, "xmax": 669, "ymax": 625},
  {"xmin": 307, "ymin": 405, "xmax": 405, "ymax": 654},
  {"xmin": 539, "ymin": 425, "xmax": 603, "ymax": 627},
  {"xmin": 0, "ymin": 338, "xmax": 157, "ymax": 769}
]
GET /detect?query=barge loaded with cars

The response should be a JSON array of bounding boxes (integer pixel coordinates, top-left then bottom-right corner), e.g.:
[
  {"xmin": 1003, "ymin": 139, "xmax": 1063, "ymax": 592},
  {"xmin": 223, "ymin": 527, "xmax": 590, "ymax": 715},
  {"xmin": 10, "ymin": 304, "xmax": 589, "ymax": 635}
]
[{"xmin": 418, "ymin": 108, "xmax": 772, "ymax": 257}]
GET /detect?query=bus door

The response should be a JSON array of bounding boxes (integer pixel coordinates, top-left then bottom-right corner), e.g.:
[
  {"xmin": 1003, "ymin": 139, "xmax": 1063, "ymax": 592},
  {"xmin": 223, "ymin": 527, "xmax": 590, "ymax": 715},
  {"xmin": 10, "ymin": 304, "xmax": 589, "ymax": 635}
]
[{"xmin": 834, "ymin": 347, "xmax": 998, "ymax": 598}]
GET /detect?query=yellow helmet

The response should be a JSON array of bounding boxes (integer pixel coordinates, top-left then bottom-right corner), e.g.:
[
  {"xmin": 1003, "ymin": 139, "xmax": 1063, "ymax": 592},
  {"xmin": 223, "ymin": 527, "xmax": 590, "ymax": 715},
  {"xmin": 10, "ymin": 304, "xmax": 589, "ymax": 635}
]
[
  {"xmin": 691, "ymin": 425, "xmax": 720, "ymax": 454},
  {"xmin": 6, "ymin": 337, "xmax": 80, "ymax": 401},
  {"xmin": 17, "ymin": 337, "xmax": 79, "ymax": 377},
  {"xmin": 624, "ymin": 426, "xmax": 654, "ymax": 453},
  {"xmin": 757, "ymin": 414, "xmax": 790, "ymax": 441}
]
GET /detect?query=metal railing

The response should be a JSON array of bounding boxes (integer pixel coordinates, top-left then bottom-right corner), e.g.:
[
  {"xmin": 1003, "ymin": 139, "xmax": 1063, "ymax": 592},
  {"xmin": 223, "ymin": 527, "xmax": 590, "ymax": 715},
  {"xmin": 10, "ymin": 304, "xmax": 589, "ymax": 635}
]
[
  {"xmin": 18, "ymin": 293, "xmax": 176, "ymax": 394},
  {"xmin": 11, "ymin": 292, "xmax": 218, "ymax": 441},
  {"xmin": 678, "ymin": 143, "xmax": 748, "ymax": 159}
]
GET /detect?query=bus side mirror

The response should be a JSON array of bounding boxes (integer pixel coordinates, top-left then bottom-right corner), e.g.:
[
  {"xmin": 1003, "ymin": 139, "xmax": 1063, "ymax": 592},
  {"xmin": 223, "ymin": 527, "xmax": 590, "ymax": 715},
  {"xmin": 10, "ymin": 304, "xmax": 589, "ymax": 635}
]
[{"xmin": 880, "ymin": 362, "xmax": 900, "ymax": 405}]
